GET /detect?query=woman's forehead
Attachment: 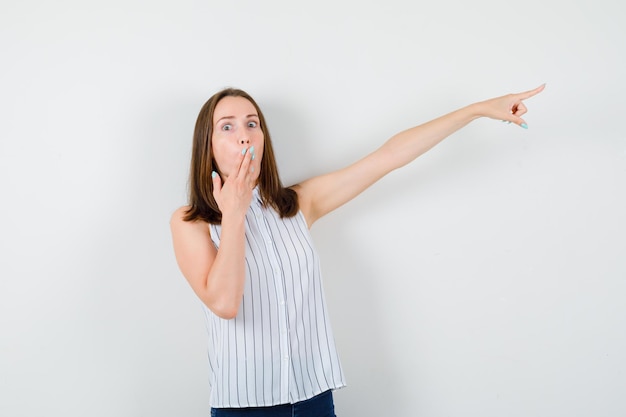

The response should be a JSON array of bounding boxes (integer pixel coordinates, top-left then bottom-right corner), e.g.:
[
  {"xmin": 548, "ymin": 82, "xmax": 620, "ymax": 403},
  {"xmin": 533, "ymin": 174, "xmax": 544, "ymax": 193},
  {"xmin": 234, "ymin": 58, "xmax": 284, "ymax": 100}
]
[{"xmin": 214, "ymin": 96, "xmax": 258, "ymax": 122}]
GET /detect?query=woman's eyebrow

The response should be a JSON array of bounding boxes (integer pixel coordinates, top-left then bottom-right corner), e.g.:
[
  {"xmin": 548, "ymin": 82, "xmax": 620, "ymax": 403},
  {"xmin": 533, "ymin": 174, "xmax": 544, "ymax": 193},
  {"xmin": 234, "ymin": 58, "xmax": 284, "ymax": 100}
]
[
  {"xmin": 216, "ymin": 114, "xmax": 258, "ymax": 123},
  {"xmin": 215, "ymin": 115, "xmax": 234, "ymax": 123}
]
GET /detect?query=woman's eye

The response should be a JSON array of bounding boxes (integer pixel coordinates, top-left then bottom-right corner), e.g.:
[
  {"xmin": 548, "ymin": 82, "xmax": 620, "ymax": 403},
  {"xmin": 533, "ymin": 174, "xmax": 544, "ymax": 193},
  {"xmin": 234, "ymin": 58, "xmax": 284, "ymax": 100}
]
[
  {"xmin": 247, "ymin": 121, "xmax": 258, "ymax": 128},
  {"xmin": 222, "ymin": 124, "xmax": 232, "ymax": 131}
]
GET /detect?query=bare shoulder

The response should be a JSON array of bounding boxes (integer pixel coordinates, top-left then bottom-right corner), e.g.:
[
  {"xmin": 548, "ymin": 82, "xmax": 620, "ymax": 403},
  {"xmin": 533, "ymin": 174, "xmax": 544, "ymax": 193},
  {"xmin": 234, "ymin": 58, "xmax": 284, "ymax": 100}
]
[
  {"xmin": 170, "ymin": 205, "xmax": 208, "ymax": 233},
  {"xmin": 170, "ymin": 205, "xmax": 191, "ymax": 227},
  {"xmin": 170, "ymin": 205, "xmax": 213, "ymax": 252},
  {"xmin": 171, "ymin": 205, "xmax": 190, "ymax": 222},
  {"xmin": 290, "ymin": 182, "xmax": 316, "ymax": 227}
]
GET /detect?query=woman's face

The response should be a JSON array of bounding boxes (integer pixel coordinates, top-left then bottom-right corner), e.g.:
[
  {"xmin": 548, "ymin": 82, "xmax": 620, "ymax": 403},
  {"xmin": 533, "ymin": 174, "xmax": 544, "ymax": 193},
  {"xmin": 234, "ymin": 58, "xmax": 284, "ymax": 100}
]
[{"xmin": 211, "ymin": 96, "xmax": 264, "ymax": 181}]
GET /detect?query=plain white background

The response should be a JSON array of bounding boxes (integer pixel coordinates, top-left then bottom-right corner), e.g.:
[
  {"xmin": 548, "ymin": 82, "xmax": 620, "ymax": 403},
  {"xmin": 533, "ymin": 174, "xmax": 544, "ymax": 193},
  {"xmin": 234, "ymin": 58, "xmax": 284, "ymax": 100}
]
[{"xmin": 1, "ymin": 1, "xmax": 625, "ymax": 416}]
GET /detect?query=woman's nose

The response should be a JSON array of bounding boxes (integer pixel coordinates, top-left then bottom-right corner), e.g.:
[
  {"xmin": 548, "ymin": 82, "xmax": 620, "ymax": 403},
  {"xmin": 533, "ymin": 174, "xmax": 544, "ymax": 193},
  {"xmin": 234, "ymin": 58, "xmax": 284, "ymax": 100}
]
[{"xmin": 239, "ymin": 137, "xmax": 250, "ymax": 145}]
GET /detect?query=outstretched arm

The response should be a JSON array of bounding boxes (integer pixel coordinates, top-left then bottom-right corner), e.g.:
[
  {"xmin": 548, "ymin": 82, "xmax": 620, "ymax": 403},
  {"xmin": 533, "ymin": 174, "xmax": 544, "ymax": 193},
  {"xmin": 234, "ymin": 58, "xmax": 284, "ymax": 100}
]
[{"xmin": 294, "ymin": 84, "xmax": 545, "ymax": 227}]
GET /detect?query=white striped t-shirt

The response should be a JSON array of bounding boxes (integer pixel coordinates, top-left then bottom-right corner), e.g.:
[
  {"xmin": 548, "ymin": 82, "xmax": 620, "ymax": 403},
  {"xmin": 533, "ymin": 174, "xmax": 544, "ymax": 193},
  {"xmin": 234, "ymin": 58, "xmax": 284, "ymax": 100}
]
[{"xmin": 205, "ymin": 187, "xmax": 346, "ymax": 408}]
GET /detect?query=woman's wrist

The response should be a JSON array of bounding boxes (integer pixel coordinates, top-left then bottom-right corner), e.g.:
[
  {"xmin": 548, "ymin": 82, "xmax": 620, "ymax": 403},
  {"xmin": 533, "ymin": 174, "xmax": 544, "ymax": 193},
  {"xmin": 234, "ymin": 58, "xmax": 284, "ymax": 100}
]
[
  {"xmin": 220, "ymin": 212, "xmax": 247, "ymax": 232},
  {"xmin": 464, "ymin": 101, "xmax": 486, "ymax": 121}
]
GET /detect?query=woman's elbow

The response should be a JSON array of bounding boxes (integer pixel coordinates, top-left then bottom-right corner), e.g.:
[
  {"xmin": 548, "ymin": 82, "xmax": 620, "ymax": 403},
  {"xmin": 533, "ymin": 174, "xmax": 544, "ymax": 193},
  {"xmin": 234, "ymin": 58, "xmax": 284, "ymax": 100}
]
[
  {"xmin": 214, "ymin": 306, "xmax": 239, "ymax": 320},
  {"xmin": 206, "ymin": 298, "xmax": 240, "ymax": 320}
]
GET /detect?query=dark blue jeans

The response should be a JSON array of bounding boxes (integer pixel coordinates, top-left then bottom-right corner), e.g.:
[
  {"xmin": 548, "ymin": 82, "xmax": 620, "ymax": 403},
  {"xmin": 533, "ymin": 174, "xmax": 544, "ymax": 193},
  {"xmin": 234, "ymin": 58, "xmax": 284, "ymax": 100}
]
[{"xmin": 210, "ymin": 390, "xmax": 336, "ymax": 417}]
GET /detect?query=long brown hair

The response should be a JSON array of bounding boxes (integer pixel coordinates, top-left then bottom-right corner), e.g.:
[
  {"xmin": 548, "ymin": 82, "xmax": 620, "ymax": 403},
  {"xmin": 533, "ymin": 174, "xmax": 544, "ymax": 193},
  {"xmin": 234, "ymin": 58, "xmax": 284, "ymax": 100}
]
[{"xmin": 184, "ymin": 88, "xmax": 298, "ymax": 224}]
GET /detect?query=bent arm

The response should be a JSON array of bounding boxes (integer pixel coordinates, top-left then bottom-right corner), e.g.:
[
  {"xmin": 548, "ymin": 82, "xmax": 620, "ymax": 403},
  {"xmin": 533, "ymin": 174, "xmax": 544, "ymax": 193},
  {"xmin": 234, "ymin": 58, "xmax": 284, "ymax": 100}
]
[
  {"xmin": 296, "ymin": 85, "xmax": 545, "ymax": 226},
  {"xmin": 170, "ymin": 206, "xmax": 246, "ymax": 319},
  {"xmin": 170, "ymin": 144, "xmax": 257, "ymax": 319}
]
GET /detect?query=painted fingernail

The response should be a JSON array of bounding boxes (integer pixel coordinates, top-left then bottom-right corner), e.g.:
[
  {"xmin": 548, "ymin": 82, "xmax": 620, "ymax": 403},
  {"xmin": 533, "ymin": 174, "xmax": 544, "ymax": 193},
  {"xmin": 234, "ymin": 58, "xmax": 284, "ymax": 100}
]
[
  {"xmin": 520, "ymin": 123, "xmax": 528, "ymax": 129},
  {"xmin": 250, "ymin": 146, "xmax": 255, "ymax": 160},
  {"xmin": 212, "ymin": 171, "xmax": 217, "ymax": 178},
  {"xmin": 242, "ymin": 147, "xmax": 248, "ymax": 155}
]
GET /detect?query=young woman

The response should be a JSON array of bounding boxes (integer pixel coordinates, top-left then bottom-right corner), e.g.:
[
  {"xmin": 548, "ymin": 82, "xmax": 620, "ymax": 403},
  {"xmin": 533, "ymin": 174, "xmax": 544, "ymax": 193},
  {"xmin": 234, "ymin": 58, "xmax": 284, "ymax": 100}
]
[{"xmin": 170, "ymin": 85, "xmax": 545, "ymax": 416}]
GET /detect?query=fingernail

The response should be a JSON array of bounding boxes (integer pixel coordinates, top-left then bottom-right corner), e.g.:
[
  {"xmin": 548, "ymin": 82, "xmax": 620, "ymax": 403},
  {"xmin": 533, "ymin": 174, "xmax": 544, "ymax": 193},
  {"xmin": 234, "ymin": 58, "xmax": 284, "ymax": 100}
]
[
  {"xmin": 521, "ymin": 123, "xmax": 528, "ymax": 129},
  {"xmin": 242, "ymin": 147, "xmax": 248, "ymax": 155},
  {"xmin": 212, "ymin": 171, "xmax": 217, "ymax": 178},
  {"xmin": 250, "ymin": 146, "xmax": 255, "ymax": 160}
]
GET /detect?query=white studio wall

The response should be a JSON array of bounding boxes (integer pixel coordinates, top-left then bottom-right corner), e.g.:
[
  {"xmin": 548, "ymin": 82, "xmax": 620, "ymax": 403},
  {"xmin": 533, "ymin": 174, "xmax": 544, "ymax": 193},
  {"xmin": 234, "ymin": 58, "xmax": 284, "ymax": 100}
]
[{"xmin": 1, "ymin": 1, "xmax": 625, "ymax": 416}]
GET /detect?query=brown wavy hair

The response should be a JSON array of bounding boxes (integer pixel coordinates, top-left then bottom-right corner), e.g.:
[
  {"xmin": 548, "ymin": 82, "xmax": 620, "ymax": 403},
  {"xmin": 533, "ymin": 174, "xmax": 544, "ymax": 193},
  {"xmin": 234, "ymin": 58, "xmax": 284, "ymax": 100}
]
[{"xmin": 183, "ymin": 88, "xmax": 298, "ymax": 224}]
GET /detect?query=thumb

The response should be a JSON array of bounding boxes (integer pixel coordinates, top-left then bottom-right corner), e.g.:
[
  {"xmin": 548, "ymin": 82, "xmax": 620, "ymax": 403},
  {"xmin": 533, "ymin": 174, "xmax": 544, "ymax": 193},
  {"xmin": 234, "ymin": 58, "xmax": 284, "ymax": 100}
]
[
  {"xmin": 513, "ymin": 116, "xmax": 528, "ymax": 129},
  {"xmin": 503, "ymin": 115, "xmax": 528, "ymax": 129}
]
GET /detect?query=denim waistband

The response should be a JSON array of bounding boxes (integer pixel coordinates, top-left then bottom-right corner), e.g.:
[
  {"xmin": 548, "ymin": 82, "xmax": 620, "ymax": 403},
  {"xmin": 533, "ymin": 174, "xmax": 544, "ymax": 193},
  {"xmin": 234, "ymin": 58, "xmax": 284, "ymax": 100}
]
[{"xmin": 211, "ymin": 390, "xmax": 336, "ymax": 417}]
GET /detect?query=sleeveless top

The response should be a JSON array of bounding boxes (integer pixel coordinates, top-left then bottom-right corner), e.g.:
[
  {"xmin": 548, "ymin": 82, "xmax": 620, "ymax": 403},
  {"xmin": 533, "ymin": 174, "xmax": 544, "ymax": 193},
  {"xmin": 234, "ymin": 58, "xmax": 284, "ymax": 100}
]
[{"xmin": 205, "ymin": 187, "xmax": 346, "ymax": 408}]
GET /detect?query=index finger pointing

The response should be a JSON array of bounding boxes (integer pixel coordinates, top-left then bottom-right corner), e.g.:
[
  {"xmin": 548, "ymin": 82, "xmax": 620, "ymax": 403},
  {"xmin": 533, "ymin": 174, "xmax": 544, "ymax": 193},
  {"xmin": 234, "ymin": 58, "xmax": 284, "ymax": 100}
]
[{"xmin": 517, "ymin": 83, "xmax": 546, "ymax": 100}]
